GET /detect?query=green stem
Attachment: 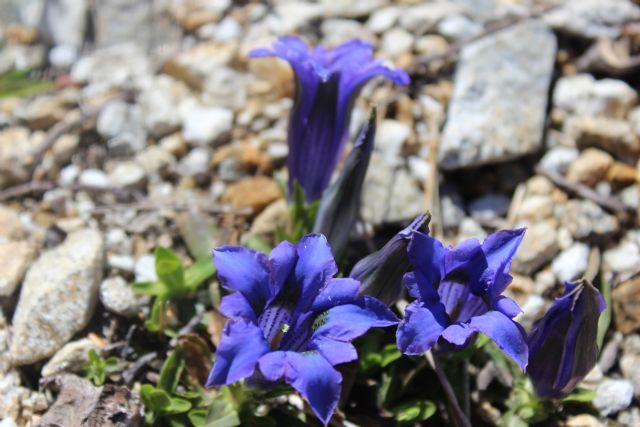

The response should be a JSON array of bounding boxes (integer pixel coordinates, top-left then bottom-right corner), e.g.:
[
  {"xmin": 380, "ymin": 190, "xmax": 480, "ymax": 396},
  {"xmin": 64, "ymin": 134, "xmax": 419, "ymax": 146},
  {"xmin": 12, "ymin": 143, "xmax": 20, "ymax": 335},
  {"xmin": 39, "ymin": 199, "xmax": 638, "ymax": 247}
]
[{"xmin": 425, "ymin": 351, "xmax": 472, "ymax": 427}]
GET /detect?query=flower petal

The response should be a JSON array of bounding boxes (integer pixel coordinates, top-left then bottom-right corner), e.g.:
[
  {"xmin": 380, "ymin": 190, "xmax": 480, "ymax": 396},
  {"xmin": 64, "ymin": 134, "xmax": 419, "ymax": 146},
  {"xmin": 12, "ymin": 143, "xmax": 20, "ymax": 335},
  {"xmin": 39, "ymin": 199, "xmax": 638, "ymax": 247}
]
[
  {"xmin": 480, "ymin": 228, "xmax": 526, "ymax": 296},
  {"xmin": 467, "ymin": 311, "xmax": 528, "ymax": 371},
  {"xmin": 259, "ymin": 351, "xmax": 342, "ymax": 426},
  {"xmin": 206, "ymin": 319, "xmax": 269, "ymax": 387},
  {"xmin": 396, "ymin": 300, "xmax": 448, "ymax": 355},
  {"xmin": 294, "ymin": 234, "xmax": 338, "ymax": 312},
  {"xmin": 313, "ymin": 297, "xmax": 398, "ymax": 342},
  {"xmin": 408, "ymin": 231, "xmax": 447, "ymax": 301},
  {"xmin": 268, "ymin": 240, "xmax": 298, "ymax": 301},
  {"xmin": 219, "ymin": 293, "xmax": 257, "ymax": 321},
  {"xmin": 311, "ymin": 278, "xmax": 361, "ymax": 312},
  {"xmin": 492, "ymin": 295, "xmax": 522, "ymax": 319},
  {"xmin": 310, "ymin": 335, "xmax": 358, "ymax": 365},
  {"xmin": 213, "ymin": 246, "xmax": 270, "ymax": 314}
]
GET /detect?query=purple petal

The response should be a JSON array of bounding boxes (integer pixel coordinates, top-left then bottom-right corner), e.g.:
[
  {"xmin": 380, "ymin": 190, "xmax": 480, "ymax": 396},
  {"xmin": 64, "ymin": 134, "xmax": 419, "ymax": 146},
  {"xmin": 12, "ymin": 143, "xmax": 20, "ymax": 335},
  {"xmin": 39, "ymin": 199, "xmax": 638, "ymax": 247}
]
[
  {"xmin": 206, "ymin": 319, "xmax": 269, "ymax": 387},
  {"xmin": 312, "ymin": 297, "xmax": 398, "ymax": 342},
  {"xmin": 268, "ymin": 240, "xmax": 298, "ymax": 302},
  {"xmin": 441, "ymin": 323, "xmax": 476, "ymax": 347},
  {"xmin": 310, "ymin": 335, "xmax": 358, "ymax": 365},
  {"xmin": 294, "ymin": 234, "xmax": 338, "ymax": 312},
  {"xmin": 259, "ymin": 351, "xmax": 342, "ymax": 426},
  {"xmin": 407, "ymin": 231, "xmax": 447, "ymax": 301},
  {"xmin": 443, "ymin": 238, "xmax": 488, "ymax": 296},
  {"xmin": 219, "ymin": 293, "xmax": 257, "ymax": 321},
  {"xmin": 213, "ymin": 246, "xmax": 270, "ymax": 314},
  {"xmin": 480, "ymin": 229, "xmax": 526, "ymax": 296},
  {"xmin": 493, "ymin": 296, "xmax": 522, "ymax": 319},
  {"xmin": 396, "ymin": 301, "xmax": 448, "ymax": 355},
  {"xmin": 311, "ymin": 278, "xmax": 361, "ymax": 312},
  {"xmin": 467, "ymin": 311, "xmax": 528, "ymax": 371}
]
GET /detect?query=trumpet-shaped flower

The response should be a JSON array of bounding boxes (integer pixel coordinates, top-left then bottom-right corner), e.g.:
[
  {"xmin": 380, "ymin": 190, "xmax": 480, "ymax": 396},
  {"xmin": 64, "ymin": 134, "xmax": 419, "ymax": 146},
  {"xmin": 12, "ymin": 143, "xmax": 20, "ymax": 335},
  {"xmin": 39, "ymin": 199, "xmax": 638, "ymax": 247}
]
[
  {"xmin": 396, "ymin": 229, "xmax": 529, "ymax": 370},
  {"xmin": 206, "ymin": 234, "xmax": 398, "ymax": 425},
  {"xmin": 249, "ymin": 36, "xmax": 409, "ymax": 201},
  {"xmin": 527, "ymin": 279, "xmax": 606, "ymax": 399}
]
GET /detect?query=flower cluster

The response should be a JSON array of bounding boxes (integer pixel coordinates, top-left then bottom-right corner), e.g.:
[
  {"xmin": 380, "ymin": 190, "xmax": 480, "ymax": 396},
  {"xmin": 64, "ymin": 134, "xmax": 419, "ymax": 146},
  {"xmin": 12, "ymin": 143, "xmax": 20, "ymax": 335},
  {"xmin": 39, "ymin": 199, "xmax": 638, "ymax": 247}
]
[{"xmin": 206, "ymin": 234, "xmax": 398, "ymax": 424}]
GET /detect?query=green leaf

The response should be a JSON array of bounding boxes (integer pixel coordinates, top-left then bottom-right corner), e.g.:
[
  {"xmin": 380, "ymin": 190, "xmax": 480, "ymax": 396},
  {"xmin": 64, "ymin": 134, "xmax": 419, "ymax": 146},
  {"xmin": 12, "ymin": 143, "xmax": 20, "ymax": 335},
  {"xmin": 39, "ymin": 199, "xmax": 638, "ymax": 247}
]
[
  {"xmin": 380, "ymin": 344, "xmax": 402, "ymax": 368},
  {"xmin": 165, "ymin": 397, "xmax": 192, "ymax": 414},
  {"xmin": 184, "ymin": 258, "xmax": 216, "ymax": 291},
  {"xmin": 205, "ymin": 397, "xmax": 241, "ymax": 427},
  {"xmin": 189, "ymin": 409, "xmax": 208, "ymax": 426},
  {"xmin": 149, "ymin": 389, "xmax": 172, "ymax": 410},
  {"xmin": 597, "ymin": 274, "xmax": 612, "ymax": 349},
  {"xmin": 391, "ymin": 399, "xmax": 436, "ymax": 425},
  {"xmin": 241, "ymin": 234, "xmax": 272, "ymax": 254},
  {"xmin": 561, "ymin": 388, "xmax": 597, "ymax": 403},
  {"xmin": 145, "ymin": 298, "xmax": 165, "ymax": 333},
  {"xmin": 88, "ymin": 348, "xmax": 100, "ymax": 364},
  {"xmin": 155, "ymin": 246, "xmax": 185, "ymax": 295},
  {"xmin": 132, "ymin": 280, "xmax": 167, "ymax": 296},
  {"xmin": 0, "ymin": 70, "xmax": 54, "ymax": 99},
  {"xmin": 158, "ymin": 348, "xmax": 186, "ymax": 394}
]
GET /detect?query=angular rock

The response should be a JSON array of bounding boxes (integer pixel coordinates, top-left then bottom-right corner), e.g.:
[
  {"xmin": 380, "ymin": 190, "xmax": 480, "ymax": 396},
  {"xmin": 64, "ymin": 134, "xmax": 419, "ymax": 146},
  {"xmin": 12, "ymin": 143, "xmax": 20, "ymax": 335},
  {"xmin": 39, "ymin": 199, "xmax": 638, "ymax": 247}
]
[
  {"xmin": 565, "ymin": 148, "xmax": 614, "ymax": 186},
  {"xmin": 556, "ymin": 199, "xmax": 619, "ymax": 240},
  {"xmin": 10, "ymin": 229, "xmax": 104, "ymax": 365},
  {"xmin": 467, "ymin": 193, "xmax": 510, "ymax": 222},
  {"xmin": 612, "ymin": 276, "xmax": 640, "ymax": 334},
  {"xmin": 181, "ymin": 105, "xmax": 233, "ymax": 146},
  {"xmin": 565, "ymin": 116, "xmax": 639, "ymax": 159},
  {"xmin": 512, "ymin": 220, "xmax": 559, "ymax": 275},
  {"xmin": 41, "ymin": 338, "xmax": 99, "ymax": 377},
  {"xmin": 96, "ymin": 99, "xmax": 147, "ymax": 156},
  {"xmin": 604, "ymin": 239, "xmax": 640, "ymax": 274},
  {"xmin": 0, "ymin": 241, "xmax": 36, "ymax": 296},
  {"xmin": 544, "ymin": 0, "xmax": 640, "ymax": 39},
  {"xmin": 0, "ymin": 206, "xmax": 26, "ymax": 242},
  {"xmin": 222, "ymin": 176, "xmax": 281, "ymax": 214},
  {"xmin": 438, "ymin": 20, "xmax": 556, "ymax": 169},
  {"xmin": 593, "ymin": 378, "xmax": 634, "ymax": 416},
  {"xmin": 108, "ymin": 161, "xmax": 146, "ymax": 188},
  {"xmin": 539, "ymin": 146, "xmax": 579, "ymax": 175},
  {"xmin": 0, "ymin": 127, "xmax": 42, "ymax": 188},
  {"xmin": 621, "ymin": 335, "xmax": 640, "ymax": 398},
  {"xmin": 553, "ymin": 74, "xmax": 637, "ymax": 119},
  {"xmin": 99, "ymin": 276, "xmax": 148, "ymax": 318},
  {"xmin": 551, "ymin": 242, "xmax": 589, "ymax": 283}
]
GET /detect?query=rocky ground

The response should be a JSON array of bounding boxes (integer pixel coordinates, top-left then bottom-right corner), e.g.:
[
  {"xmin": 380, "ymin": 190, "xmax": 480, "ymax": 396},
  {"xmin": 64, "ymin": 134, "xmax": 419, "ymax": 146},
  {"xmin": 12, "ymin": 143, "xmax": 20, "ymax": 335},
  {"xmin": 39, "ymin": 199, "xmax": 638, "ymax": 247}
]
[{"xmin": 1, "ymin": 0, "xmax": 640, "ymax": 426}]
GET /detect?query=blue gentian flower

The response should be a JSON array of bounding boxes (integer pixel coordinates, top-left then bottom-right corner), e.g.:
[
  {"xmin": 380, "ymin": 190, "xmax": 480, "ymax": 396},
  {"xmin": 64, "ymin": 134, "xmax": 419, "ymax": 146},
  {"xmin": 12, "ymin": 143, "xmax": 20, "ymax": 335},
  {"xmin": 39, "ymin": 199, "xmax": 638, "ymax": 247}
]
[
  {"xmin": 527, "ymin": 279, "xmax": 606, "ymax": 399},
  {"xmin": 396, "ymin": 229, "xmax": 529, "ymax": 370},
  {"xmin": 249, "ymin": 36, "xmax": 410, "ymax": 201},
  {"xmin": 206, "ymin": 234, "xmax": 398, "ymax": 425}
]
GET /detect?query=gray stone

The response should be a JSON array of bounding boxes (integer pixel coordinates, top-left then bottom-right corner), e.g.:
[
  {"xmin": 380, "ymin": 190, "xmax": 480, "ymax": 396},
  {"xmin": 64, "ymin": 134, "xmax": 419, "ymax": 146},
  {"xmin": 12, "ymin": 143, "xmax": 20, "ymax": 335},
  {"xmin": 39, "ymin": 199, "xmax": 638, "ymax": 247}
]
[
  {"xmin": 386, "ymin": 170, "xmax": 424, "ymax": 223},
  {"xmin": 620, "ymin": 335, "xmax": 640, "ymax": 398},
  {"xmin": 0, "ymin": 127, "xmax": 42, "ymax": 188},
  {"xmin": 457, "ymin": 217, "xmax": 487, "ymax": 241},
  {"xmin": 438, "ymin": 20, "xmax": 556, "ymax": 169},
  {"xmin": 10, "ymin": 229, "xmax": 103, "ymax": 365},
  {"xmin": 399, "ymin": 3, "xmax": 464, "ymax": 32},
  {"xmin": 556, "ymin": 200, "xmax": 619, "ymax": 240},
  {"xmin": 440, "ymin": 185, "xmax": 466, "ymax": 230},
  {"xmin": 467, "ymin": 193, "xmax": 510, "ymax": 222},
  {"xmin": 182, "ymin": 105, "xmax": 233, "ymax": 146},
  {"xmin": 593, "ymin": 378, "xmax": 634, "ymax": 416},
  {"xmin": 322, "ymin": 0, "xmax": 386, "ymax": 18},
  {"xmin": 437, "ymin": 15, "xmax": 482, "ymax": 40},
  {"xmin": 551, "ymin": 242, "xmax": 589, "ymax": 283},
  {"xmin": 100, "ymin": 276, "xmax": 147, "ymax": 317},
  {"xmin": 79, "ymin": 169, "xmax": 111, "ymax": 188},
  {"xmin": 553, "ymin": 74, "xmax": 637, "ymax": 119},
  {"xmin": 512, "ymin": 220, "xmax": 559, "ymax": 275},
  {"xmin": 604, "ymin": 240, "xmax": 640, "ymax": 274},
  {"xmin": 366, "ymin": 6, "xmax": 400, "ymax": 33},
  {"xmin": 376, "ymin": 119, "xmax": 411, "ymax": 166},
  {"xmin": 97, "ymin": 100, "xmax": 147, "ymax": 156},
  {"xmin": 544, "ymin": 0, "xmax": 640, "ymax": 40},
  {"xmin": 177, "ymin": 147, "xmax": 211, "ymax": 177},
  {"xmin": 134, "ymin": 146, "xmax": 175, "ymax": 176},
  {"xmin": 39, "ymin": 0, "xmax": 88, "ymax": 49},
  {"xmin": 138, "ymin": 75, "xmax": 186, "ymax": 138},
  {"xmin": 0, "ymin": 241, "xmax": 36, "ymax": 297},
  {"xmin": 134, "ymin": 255, "xmax": 157, "ymax": 283},
  {"xmin": 108, "ymin": 161, "xmax": 146, "ymax": 188},
  {"xmin": 41, "ymin": 338, "xmax": 98, "ymax": 377},
  {"xmin": 539, "ymin": 146, "xmax": 579, "ymax": 174},
  {"xmin": 381, "ymin": 28, "xmax": 413, "ymax": 57}
]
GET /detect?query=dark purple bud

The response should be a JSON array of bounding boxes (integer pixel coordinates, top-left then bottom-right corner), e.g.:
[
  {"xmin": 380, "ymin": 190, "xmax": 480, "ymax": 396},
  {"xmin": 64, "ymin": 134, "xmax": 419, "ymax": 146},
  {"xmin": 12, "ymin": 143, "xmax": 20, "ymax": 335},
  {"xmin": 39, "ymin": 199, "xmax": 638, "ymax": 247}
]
[
  {"xmin": 312, "ymin": 108, "xmax": 376, "ymax": 258},
  {"xmin": 527, "ymin": 279, "xmax": 606, "ymax": 399},
  {"xmin": 350, "ymin": 214, "xmax": 430, "ymax": 306}
]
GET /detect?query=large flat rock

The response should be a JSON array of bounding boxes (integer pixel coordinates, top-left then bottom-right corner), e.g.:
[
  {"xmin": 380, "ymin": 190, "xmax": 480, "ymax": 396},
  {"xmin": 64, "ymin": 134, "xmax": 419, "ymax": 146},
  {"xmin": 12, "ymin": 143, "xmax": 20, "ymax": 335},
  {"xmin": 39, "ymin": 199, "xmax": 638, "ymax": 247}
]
[
  {"xmin": 10, "ymin": 229, "xmax": 104, "ymax": 365},
  {"xmin": 438, "ymin": 20, "xmax": 556, "ymax": 170}
]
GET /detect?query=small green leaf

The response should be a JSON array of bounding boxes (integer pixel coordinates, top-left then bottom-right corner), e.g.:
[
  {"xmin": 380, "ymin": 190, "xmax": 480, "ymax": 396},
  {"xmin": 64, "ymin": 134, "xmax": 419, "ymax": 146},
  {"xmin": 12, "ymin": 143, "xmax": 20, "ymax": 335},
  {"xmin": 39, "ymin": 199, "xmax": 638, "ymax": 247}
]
[
  {"xmin": 561, "ymin": 388, "xmax": 597, "ymax": 403},
  {"xmin": 189, "ymin": 409, "xmax": 208, "ymax": 426},
  {"xmin": 391, "ymin": 399, "xmax": 436, "ymax": 425},
  {"xmin": 241, "ymin": 234, "xmax": 272, "ymax": 254},
  {"xmin": 380, "ymin": 344, "xmax": 402, "ymax": 368},
  {"xmin": 184, "ymin": 258, "xmax": 216, "ymax": 291},
  {"xmin": 155, "ymin": 246, "xmax": 185, "ymax": 294},
  {"xmin": 165, "ymin": 396, "xmax": 192, "ymax": 414},
  {"xmin": 132, "ymin": 281, "xmax": 167, "ymax": 296},
  {"xmin": 158, "ymin": 348, "xmax": 186, "ymax": 394},
  {"xmin": 149, "ymin": 389, "xmax": 172, "ymax": 410}
]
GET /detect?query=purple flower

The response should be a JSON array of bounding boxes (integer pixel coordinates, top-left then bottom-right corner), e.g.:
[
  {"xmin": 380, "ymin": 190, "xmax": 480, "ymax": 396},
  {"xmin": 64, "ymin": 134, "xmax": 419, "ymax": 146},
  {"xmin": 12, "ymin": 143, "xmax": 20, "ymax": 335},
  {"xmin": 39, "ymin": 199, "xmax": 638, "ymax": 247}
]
[
  {"xmin": 249, "ymin": 36, "xmax": 409, "ymax": 201},
  {"xmin": 396, "ymin": 229, "xmax": 529, "ymax": 370},
  {"xmin": 527, "ymin": 279, "xmax": 606, "ymax": 399},
  {"xmin": 206, "ymin": 234, "xmax": 398, "ymax": 425}
]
